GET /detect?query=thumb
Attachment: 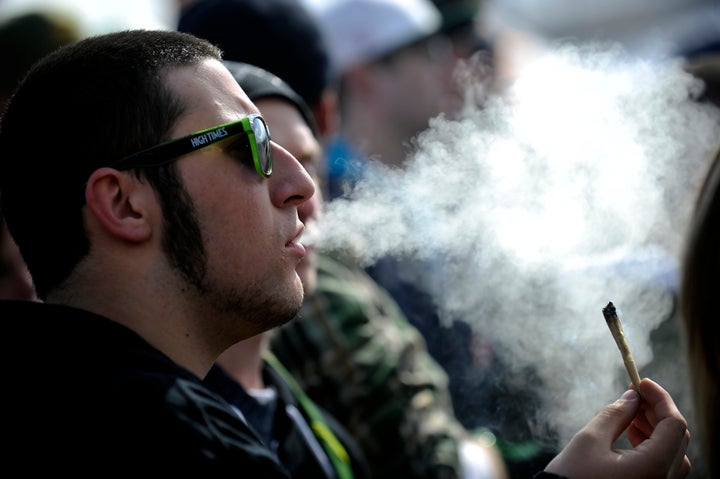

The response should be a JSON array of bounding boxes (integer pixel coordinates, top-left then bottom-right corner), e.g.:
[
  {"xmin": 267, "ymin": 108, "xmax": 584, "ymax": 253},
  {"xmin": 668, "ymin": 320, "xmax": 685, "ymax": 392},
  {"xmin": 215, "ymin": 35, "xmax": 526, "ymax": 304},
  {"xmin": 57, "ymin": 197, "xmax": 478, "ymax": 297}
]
[
  {"xmin": 592, "ymin": 388, "xmax": 641, "ymax": 444},
  {"xmin": 542, "ymin": 389, "xmax": 642, "ymax": 478}
]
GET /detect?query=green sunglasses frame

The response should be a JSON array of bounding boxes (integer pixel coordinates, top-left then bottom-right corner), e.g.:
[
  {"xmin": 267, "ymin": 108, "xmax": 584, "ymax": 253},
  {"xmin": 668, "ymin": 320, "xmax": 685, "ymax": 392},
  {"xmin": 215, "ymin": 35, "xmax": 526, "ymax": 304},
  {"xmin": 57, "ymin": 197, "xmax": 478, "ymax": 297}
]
[{"xmin": 110, "ymin": 114, "xmax": 272, "ymax": 178}]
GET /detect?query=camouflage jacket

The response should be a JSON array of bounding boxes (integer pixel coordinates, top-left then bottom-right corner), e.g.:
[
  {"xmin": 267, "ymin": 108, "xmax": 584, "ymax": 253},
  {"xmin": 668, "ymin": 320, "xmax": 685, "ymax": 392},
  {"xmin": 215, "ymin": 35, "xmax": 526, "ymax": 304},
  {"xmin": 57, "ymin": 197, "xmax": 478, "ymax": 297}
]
[{"xmin": 269, "ymin": 253, "xmax": 486, "ymax": 479}]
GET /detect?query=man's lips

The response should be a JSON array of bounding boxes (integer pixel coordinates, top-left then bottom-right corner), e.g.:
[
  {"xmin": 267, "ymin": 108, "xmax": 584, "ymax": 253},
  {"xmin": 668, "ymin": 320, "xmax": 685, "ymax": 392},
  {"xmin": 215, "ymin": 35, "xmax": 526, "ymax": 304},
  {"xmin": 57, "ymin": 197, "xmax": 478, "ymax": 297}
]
[{"xmin": 286, "ymin": 224, "xmax": 307, "ymax": 257}]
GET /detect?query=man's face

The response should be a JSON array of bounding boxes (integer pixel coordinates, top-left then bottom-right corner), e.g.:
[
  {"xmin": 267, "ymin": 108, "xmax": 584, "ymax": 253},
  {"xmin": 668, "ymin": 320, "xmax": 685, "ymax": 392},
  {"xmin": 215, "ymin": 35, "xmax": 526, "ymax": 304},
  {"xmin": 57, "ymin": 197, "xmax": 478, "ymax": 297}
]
[
  {"xmin": 254, "ymin": 97, "xmax": 324, "ymax": 295},
  {"xmin": 161, "ymin": 59, "xmax": 316, "ymax": 339},
  {"xmin": 372, "ymin": 34, "xmax": 467, "ymax": 137}
]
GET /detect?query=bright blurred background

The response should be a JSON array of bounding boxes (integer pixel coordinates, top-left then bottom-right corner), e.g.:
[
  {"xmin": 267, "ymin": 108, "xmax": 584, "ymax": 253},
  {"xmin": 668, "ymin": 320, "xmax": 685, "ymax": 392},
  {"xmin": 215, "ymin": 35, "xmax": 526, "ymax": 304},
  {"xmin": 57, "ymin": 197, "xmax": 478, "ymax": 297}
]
[
  {"xmin": 0, "ymin": 0, "xmax": 716, "ymax": 55},
  {"xmin": 0, "ymin": 0, "xmax": 177, "ymax": 36},
  {"xmin": 1, "ymin": 0, "xmax": 715, "ymax": 87}
]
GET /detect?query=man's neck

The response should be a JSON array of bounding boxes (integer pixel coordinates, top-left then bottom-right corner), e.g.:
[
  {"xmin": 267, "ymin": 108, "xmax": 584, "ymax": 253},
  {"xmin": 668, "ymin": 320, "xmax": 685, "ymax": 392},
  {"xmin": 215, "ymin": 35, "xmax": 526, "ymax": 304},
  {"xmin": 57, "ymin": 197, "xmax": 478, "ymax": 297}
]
[{"xmin": 215, "ymin": 334, "xmax": 266, "ymax": 390}]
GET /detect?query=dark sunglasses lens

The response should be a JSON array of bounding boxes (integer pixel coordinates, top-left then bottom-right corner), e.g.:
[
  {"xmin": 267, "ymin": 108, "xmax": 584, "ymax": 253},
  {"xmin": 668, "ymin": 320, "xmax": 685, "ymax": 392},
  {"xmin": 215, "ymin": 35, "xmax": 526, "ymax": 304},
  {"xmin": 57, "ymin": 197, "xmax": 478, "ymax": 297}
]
[{"xmin": 252, "ymin": 116, "xmax": 272, "ymax": 176}]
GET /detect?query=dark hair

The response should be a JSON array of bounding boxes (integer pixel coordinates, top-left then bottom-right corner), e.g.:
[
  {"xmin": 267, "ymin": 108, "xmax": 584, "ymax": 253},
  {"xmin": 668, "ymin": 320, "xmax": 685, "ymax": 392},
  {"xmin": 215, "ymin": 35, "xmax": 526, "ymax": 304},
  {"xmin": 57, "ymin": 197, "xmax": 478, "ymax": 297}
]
[
  {"xmin": 680, "ymin": 144, "xmax": 720, "ymax": 479},
  {"xmin": 0, "ymin": 29, "xmax": 222, "ymax": 299}
]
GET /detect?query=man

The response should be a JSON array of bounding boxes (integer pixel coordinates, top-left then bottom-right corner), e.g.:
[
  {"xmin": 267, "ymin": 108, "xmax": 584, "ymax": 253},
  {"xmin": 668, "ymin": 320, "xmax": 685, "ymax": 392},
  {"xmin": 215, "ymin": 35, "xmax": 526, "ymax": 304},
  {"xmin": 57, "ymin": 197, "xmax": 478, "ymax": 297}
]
[
  {"xmin": 0, "ymin": 29, "xmax": 314, "ymax": 474},
  {"xmin": 0, "ymin": 28, "xmax": 691, "ymax": 479},
  {"xmin": 205, "ymin": 60, "xmax": 370, "ymax": 479}
]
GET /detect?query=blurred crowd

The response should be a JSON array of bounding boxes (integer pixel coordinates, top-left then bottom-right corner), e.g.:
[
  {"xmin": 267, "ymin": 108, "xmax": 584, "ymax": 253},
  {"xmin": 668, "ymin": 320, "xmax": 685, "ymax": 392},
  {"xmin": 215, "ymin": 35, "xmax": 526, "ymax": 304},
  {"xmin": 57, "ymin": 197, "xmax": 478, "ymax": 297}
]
[{"xmin": 0, "ymin": 0, "xmax": 718, "ymax": 478}]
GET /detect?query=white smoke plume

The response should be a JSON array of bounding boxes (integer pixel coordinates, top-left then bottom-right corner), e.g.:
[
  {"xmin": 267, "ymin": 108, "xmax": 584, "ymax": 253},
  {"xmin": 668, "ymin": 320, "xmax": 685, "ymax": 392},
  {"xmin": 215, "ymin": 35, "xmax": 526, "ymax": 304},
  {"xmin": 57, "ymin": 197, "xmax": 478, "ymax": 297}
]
[{"xmin": 316, "ymin": 42, "xmax": 720, "ymax": 450}]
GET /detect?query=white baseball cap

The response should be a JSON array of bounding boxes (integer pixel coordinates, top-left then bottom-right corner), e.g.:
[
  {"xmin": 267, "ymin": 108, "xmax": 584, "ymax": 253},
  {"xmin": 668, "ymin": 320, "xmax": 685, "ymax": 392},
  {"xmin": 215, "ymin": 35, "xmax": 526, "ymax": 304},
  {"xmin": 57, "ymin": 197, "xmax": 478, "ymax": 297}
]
[{"xmin": 303, "ymin": 0, "xmax": 442, "ymax": 75}]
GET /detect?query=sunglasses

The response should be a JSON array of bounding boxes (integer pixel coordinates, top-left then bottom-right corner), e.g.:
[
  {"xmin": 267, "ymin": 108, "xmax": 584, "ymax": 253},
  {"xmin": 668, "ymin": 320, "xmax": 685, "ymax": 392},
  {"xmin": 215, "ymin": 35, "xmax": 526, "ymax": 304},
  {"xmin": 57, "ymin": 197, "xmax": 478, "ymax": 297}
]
[{"xmin": 111, "ymin": 114, "xmax": 273, "ymax": 178}]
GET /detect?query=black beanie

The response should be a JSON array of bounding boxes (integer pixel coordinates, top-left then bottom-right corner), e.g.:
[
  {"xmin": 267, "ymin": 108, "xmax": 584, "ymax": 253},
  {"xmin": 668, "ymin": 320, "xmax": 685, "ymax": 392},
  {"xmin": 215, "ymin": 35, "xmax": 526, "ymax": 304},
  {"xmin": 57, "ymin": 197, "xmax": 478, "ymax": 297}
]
[{"xmin": 224, "ymin": 60, "xmax": 319, "ymax": 138}]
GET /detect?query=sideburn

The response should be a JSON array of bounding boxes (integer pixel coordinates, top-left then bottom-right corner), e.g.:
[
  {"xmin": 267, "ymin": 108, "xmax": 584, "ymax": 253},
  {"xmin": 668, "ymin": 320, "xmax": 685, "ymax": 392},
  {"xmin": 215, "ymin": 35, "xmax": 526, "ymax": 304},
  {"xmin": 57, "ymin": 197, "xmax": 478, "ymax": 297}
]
[{"xmin": 143, "ymin": 164, "xmax": 207, "ymax": 291}]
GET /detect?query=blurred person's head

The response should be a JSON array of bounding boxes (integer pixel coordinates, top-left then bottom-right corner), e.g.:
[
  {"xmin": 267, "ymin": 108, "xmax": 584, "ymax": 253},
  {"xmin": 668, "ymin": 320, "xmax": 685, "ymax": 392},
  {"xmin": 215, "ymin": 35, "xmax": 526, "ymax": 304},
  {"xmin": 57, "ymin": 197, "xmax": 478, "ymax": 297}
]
[
  {"xmin": 225, "ymin": 61, "xmax": 324, "ymax": 293},
  {"xmin": 310, "ymin": 0, "xmax": 489, "ymax": 166},
  {"xmin": 0, "ymin": 10, "xmax": 80, "ymax": 116},
  {"xmin": 314, "ymin": 0, "xmax": 441, "ymax": 74},
  {"xmin": 177, "ymin": 0, "xmax": 337, "ymax": 137}
]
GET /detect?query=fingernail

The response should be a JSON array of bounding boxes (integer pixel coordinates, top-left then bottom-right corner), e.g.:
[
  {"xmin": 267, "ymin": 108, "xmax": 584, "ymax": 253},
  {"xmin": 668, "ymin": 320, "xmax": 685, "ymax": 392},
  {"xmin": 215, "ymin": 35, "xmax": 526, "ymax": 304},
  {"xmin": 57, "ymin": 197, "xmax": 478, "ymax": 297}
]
[{"xmin": 621, "ymin": 389, "xmax": 638, "ymax": 401}]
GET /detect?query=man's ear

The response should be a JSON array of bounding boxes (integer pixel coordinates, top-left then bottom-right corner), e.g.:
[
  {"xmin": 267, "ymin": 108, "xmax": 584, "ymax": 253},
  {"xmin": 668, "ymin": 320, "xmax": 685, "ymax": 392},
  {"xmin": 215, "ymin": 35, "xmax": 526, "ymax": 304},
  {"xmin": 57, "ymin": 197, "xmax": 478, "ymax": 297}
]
[{"xmin": 84, "ymin": 167, "xmax": 153, "ymax": 243}]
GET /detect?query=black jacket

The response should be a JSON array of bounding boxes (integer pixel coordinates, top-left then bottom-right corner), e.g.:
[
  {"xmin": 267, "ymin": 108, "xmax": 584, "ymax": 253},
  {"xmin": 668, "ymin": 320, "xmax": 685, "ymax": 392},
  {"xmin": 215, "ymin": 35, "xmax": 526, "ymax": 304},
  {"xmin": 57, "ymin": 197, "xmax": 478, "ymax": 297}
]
[{"xmin": 2, "ymin": 300, "xmax": 289, "ymax": 476}]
